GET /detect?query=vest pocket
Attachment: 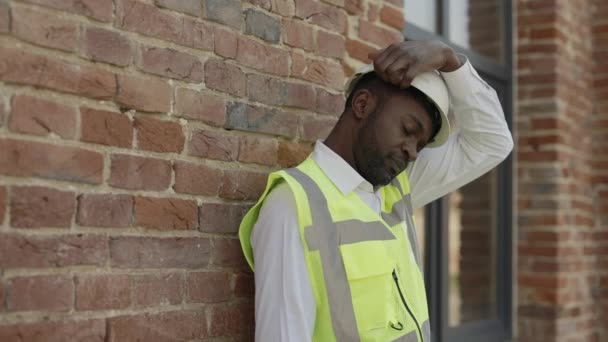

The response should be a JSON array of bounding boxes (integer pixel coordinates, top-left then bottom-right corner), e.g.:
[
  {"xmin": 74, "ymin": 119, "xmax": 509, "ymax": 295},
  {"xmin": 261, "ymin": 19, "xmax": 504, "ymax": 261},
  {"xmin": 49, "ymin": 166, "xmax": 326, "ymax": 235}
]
[{"xmin": 340, "ymin": 241, "xmax": 397, "ymax": 334}]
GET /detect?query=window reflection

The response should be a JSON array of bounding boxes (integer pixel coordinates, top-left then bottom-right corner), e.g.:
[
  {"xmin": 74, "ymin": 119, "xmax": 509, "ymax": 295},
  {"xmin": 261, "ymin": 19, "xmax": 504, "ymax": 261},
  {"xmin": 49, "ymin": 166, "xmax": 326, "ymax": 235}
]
[
  {"xmin": 404, "ymin": 0, "xmax": 438, "ymax": 33},
  {"xmin": 449, "ymin": 0, "xmax": 505, "ymax": 64},
  {"xmin": 448, "ymin": 170, "xmax": 498, "ymax": 326}
]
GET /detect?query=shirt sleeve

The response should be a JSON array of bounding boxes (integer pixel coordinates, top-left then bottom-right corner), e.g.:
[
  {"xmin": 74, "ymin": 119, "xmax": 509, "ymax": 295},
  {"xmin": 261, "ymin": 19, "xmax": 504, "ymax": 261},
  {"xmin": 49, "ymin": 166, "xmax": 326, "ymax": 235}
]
[
  {"xmin": 406, "ymin": 57, "xmax": 514, "ymax": 209},
  {"xmin": 251, "ymin": 182, "xmax": 316, "ymax": 342}
]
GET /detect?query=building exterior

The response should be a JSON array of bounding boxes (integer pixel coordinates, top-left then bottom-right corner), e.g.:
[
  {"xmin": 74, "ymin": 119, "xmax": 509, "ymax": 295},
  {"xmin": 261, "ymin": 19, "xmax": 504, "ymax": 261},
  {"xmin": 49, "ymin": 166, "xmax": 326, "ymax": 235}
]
[{"xmin": 0, "ymin": 0, "xmax": 605, "ymax": 341}]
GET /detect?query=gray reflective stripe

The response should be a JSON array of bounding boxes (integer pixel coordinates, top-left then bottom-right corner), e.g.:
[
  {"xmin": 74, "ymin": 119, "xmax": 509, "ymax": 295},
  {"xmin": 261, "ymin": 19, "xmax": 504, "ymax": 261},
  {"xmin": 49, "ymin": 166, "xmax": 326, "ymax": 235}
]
[
  {"xmin": 381, "ymin": 190, "xmax": 422, "ymax": 271},
  {"xmin": 306, "ymin": 219, "xmax": 396, "ymax": 250},
  {"xmin": 286, "ymin": 168, "xmax": 361, "ymax": 341},
  {"xmin": 421, "ymin": 319, "xmax": 431, "ymax": 341},
  {"xmin": 392, "ymin": 330, "xmax": 419, "ymax": 342},
  {"xmin": 402, "ymin": 195, "xmax": 422, "ymax": 271}
]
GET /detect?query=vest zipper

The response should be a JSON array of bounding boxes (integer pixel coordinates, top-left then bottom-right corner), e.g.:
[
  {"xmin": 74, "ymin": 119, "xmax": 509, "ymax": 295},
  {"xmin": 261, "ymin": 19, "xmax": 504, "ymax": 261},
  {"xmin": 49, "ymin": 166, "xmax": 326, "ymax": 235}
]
[{"xmin": 392, "ymin": 270, "xmax": 423, "ymax": 342}]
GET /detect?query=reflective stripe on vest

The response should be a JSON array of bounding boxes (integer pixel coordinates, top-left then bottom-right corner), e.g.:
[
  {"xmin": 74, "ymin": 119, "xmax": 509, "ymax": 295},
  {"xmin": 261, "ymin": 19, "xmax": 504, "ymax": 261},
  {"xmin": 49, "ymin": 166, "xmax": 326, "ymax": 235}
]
[
  {"xmin": 285, "ymin": 168, "xmax": 399, "ymax": 341},
  {"xmin": 382, "ymin": 180, "xmax": 422, "ymax": 272},
  {"xmin": 391, "ymin": 320, "xmax": 430, "ymax": 342}
]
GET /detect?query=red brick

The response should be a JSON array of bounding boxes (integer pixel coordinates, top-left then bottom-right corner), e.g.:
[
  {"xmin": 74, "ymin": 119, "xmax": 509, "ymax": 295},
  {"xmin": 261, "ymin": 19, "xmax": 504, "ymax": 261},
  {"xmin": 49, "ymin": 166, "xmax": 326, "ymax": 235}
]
[
  {"xmin": 204, "ymin": 59, "xmax": 247, "ymax": 97},
  {"xmin": 77, "ymin": 194, "xmax": 133, "ymax": 228},
  {"xmin": 291, "ymin": 50, "xmax": 307, "ymax": 76},
  {"xmin": 0, "ymin": 47, "xmax": 116, "ymax": 100},
  {"xmin": 118, "ymin": 0, "xmax": 213, "ymax": 50},
  {"xmin": 0, "ymin": 2, "xmax": 9, "ymax": 33},
  {"xmin": 278, "ymin": 141, "xmax": 313, "ymax": 167},
  {"xmin": 10, "ymin": 186, "xmax": 75, "ymax": 229},
  {"xmin": 175, "ymin": 88, "xmax": 225, "ymax": 126},
  {"xmin": 226, "ymin": 102, "xmax": 299, "ymax": 138},
  {"xmin": 75, "ymin": 274, "xmax": 131, "ymax": 310},
  {"xmin": 9, "ymin": 94, "xmax": 77, "ymax": 139},
  {"xmin": 346, "ymin": 38, "xmax": 375, "ymax": 63},
  {"xmin": 173, "ymin": 161, "xmax": 223, "ymax": 196},
  {"xmin": 317, "ymin": 30, "xmax": 346, "ymax": 58},
  {"xmin": 188, "ymin": 129, "xmax": 240, "ymax": 161},
  {"xmin": 270, "ymin": 0, "xmax": 295, "ymax": 16},
  {"xmin": 235, "ymin": 272, "xmax": 254, "ymax": 298},
  {"xmin": 185, "ymin": 271, "xmax": 232, "ymax": 303},
  {"xmin": 0, "ymin": 96, "xmax": 5, "ymax": 126},
  {"xmin": 380, "ymin": 5, "xmax": 404, "ymax": 30},
  {"xmin": 220, "ymin": 169, "xmax": 267, "ymax": 201},
  {"xmin": 11, "ymin": 5, "xmax": 78, "ymax": 52},
  {"xmin": 133, "ymin": 273, "xmax": 182, "ymax": 307},
  {"xmin": 80, "ymin": 107, "xmax": 133, "ymax": 147},
  {"xmin": 212, "ymin": 238, "xmax": 246, "ymax": 268},
  {"xmin": 214, "ymin": 27, "xmax": 238, "ymax": 58},
  {"xmin": 208, "ymin": 303, "xmax": 254, "ymax": 337},
  {"xmin": 108, "ymin": 310, "xmax": 207, "ymax": 341},
  {"xmin": 295, "ymin": 0, "xmax": 346, "ymax": 33},
  {"xmin": 199, "ymin": 202, "xmax": 250, "ymax": 234},
  {"xmin": 358, "ymin": 20, "xmax": 402, "ymax": 48},
  {"xmin": 135, "ymin": 116, "xmax": 185, "ymax": 153},
  {"xmin": 238, "ymin": 135, "xmax": 278, "ymax": 166},
  {"xmin": 109, "ymin": 154, "xmax": 171, "ymax": 191},
  {"xmin": 7, "ymin": 275, "xmax": 73, "ymax": 311},
  {"xmin": 301, "ymin": 114, "xmax": 337, "ymax": 142},
  {"xmin": 292, "ymin": 56, "xmax": 345, "ymax": 90},
  {"xmin": 22, "ymin": 0, "xmax": 112, "ymax": 22},
  {"xmin": 283, "ymin": 19, "xmax": 315, "ymax": 51},
  {"xmin": 134, "ymin": 196, "xmax": 198, "ymax": 230},
  {"xmin": 0, "ymin": 139, "xmax": 103, "ymax": 184},
  {"xmin": 110, "ymin": 236, "xmax": 210, "ymax": 268},
  {"xmin": 84, "ymin": 27, "xmax": 132, "ymax": 66},
  {"xmin": 155, "ymin": 0, "xmax": 201, "ymax": 16},
  {"xmin": 203, "ymin": 0, "xmax": 242, "ymax": 28},
  {"xmin": 0, "ymin": 320, "xmax": 105, "ymax": 342},
  {"xmin": 138, "ymin": 46, "xmax": 203, "ymax": 82},
  {"xmin": 116, "ymin": 74, "xmax": 171, "ymax": 113},
  {"xmin": 247, "ymin": 73, "xmax": 283, "ymax": 106},
  {"xmin": 283, "ymin": 81, "xmax": 317, "ymax": 110},
  {"xmin": 0, "ymin": 187, "xmax": 5, "ymax": 224},
  {"xmin": 0, "ymin": 233, "xmax": 107, "ymax": 268},
  {"xmin": 316, "ymin": 88, "xmax": 345, "ymax": 116},
  {"xmin": 345, "ymin": 0, "xmax": 363, "ymax": 15},
  {"xmin": 236, "ymin": 36, "xmax": 290, "ymax": 76}
]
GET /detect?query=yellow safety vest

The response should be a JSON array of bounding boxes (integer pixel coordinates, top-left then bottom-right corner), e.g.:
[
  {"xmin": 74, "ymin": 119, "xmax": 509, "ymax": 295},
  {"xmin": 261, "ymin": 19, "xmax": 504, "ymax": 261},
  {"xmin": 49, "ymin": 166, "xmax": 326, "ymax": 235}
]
[{"xmin": 239, "ymin": 157, "xmax": 431, "ymax": 342}]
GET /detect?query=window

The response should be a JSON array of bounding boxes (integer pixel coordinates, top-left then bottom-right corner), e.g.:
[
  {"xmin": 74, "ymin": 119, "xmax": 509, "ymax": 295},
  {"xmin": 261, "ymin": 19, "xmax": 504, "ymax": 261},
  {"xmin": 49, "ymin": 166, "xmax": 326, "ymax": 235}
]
[{"xmin": 404, "ymin": 1, "xmax": 513, "ymax": 342}]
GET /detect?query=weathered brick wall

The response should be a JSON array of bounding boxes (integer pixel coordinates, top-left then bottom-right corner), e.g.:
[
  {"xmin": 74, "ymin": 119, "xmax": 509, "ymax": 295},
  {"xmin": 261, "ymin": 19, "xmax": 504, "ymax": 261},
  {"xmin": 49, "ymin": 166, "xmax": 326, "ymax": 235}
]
[
  {"xmin": 516, "ymin": 0, "xmax": 605, "ymax": 341},
  {"xmin": 592, "ymin": 0, "xmax": 608, "ymax": 340},
  {"xmin": 0, "ymin": 0, "xmax": 404, "ymax": 340}
]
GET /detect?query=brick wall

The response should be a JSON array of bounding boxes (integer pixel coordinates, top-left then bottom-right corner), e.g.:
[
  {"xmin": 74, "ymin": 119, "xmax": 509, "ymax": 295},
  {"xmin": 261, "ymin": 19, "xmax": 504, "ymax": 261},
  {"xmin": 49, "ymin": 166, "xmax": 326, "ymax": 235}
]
[
  {"xmin": 516, "ymin": 0, "xmax": 606, "ymax": 341},
  {"xmin": 0, "ymin": 0, "xmax": 405, "ymax": 340}
]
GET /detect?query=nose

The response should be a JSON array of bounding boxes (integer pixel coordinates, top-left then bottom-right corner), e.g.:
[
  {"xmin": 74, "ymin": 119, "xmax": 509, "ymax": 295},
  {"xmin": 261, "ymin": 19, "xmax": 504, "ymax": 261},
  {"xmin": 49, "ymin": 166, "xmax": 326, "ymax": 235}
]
[{"xmin": 403, "ymin": 142, "xmax": 418, "ymax": 162}]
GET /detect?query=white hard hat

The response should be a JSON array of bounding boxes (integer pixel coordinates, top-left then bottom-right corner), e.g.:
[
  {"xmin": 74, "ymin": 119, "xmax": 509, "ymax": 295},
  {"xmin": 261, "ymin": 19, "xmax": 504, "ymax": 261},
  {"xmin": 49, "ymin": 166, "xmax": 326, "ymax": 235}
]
[{"xmin": 344, "ymin": 65, "xmax": 451, "ymax": 148}]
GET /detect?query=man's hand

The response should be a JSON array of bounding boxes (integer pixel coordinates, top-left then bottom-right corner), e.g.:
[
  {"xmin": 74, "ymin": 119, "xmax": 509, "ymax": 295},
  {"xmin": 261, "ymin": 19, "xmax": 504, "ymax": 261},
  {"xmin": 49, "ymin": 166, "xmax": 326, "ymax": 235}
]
[{"xmin": 368, "ymin": 40, "xmax": 462, "ymax": 89}]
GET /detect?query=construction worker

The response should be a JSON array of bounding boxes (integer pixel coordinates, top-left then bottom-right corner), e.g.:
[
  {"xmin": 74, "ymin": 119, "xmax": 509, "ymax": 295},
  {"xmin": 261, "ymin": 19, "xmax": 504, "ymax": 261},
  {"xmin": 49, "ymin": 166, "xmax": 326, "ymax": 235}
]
[{"xmin": 239, "ymin": 40, "xmax": 514, "ymax": 341}]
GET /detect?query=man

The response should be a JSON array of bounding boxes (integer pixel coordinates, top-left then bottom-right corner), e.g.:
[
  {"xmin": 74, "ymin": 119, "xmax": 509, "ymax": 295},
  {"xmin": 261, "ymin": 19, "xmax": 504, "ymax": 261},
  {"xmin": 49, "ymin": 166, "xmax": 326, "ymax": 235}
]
[{"xmin": 239, "ymin": 40, "xmax": 513, "ymax": 341}]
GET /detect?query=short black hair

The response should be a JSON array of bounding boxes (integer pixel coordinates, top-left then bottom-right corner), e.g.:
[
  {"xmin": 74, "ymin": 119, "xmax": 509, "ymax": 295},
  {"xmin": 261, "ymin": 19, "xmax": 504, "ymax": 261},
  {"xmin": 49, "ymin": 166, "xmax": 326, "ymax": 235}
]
[{"xmin": 346, "ymin": 72, "xmax": 442, "ymax": 142}]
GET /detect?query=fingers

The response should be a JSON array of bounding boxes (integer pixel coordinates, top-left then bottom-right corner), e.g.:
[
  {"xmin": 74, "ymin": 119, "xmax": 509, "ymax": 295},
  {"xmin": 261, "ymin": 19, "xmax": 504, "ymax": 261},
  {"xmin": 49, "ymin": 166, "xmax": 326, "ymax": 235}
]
[{"xmin": 371, "ymin": 43, "xmax": 413, "ymax": 86}]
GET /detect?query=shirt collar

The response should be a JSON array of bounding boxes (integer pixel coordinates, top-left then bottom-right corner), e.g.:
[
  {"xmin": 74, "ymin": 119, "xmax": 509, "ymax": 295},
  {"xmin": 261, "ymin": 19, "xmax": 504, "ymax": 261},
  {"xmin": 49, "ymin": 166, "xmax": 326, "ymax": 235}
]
[{"xmin": 311, "ymin": 140, "xmax": 374, "ymax": 195}]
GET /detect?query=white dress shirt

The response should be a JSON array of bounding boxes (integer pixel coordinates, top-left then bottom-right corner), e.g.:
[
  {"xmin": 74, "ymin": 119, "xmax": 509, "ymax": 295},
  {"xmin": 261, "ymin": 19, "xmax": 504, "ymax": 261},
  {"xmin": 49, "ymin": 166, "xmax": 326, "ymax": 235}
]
[{"xmin": 251, "ymin": 59, "xmax": 514, "ymax": 342}]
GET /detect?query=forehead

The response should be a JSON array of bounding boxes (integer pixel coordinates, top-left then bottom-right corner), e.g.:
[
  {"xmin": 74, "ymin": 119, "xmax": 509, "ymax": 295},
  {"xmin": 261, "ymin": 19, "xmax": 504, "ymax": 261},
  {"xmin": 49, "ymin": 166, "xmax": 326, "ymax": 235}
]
[{"xmin": 383, "ymin": 91, "xmax": 432, "ymax": 123}]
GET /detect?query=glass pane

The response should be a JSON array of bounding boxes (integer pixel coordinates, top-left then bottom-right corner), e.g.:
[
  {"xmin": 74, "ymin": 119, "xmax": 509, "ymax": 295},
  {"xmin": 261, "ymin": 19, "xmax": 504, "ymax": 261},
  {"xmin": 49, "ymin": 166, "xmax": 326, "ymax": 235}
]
[
  {"xmin": 404, "ymin": 0, "xmax": 438, "ymax": 33},
  {"xmin": 448, "ymin": 0, "xmax": 505, "ymax": 64},
  {"xmin": 448, "ymin": 170, "xmax": 498, "ymax": 326}
]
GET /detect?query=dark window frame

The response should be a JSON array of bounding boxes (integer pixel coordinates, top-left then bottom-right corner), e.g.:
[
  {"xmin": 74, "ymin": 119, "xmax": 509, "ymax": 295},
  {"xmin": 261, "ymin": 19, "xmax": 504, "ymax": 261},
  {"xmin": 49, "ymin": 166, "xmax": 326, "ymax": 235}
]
[{"xmin": 404, "ymin": 1, "xmax": 514, "ymax": 341}]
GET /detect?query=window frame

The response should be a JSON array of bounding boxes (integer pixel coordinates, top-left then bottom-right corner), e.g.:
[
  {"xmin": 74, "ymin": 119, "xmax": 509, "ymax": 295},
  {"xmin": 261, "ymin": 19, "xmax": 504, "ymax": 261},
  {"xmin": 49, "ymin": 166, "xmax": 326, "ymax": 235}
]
[{"xmin": 404, "ymin": 1, "xmax": 514, "ymax": 341}]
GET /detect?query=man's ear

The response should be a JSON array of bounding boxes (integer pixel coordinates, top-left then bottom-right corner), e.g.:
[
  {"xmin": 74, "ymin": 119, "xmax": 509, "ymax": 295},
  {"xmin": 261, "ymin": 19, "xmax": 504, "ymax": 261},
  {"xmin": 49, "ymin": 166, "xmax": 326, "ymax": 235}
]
[{"xmin": 350, "ymin": 89, "xmax": 377, "ymax": 120}]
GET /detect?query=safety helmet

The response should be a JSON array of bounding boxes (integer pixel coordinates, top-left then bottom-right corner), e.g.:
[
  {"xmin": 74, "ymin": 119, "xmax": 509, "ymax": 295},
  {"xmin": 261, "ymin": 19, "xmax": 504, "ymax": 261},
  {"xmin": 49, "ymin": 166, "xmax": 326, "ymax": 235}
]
[{"xmin": 344, "ymin": 65, "xmax": 451, "ymax": 148}]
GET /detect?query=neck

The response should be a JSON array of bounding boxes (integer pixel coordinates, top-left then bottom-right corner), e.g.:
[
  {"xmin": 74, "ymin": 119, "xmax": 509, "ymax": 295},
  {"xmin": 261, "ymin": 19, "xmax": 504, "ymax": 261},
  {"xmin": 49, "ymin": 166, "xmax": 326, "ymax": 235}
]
[{"xmin": 324, "ymin": 121, "xmax": 357, "ymax": 170}]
